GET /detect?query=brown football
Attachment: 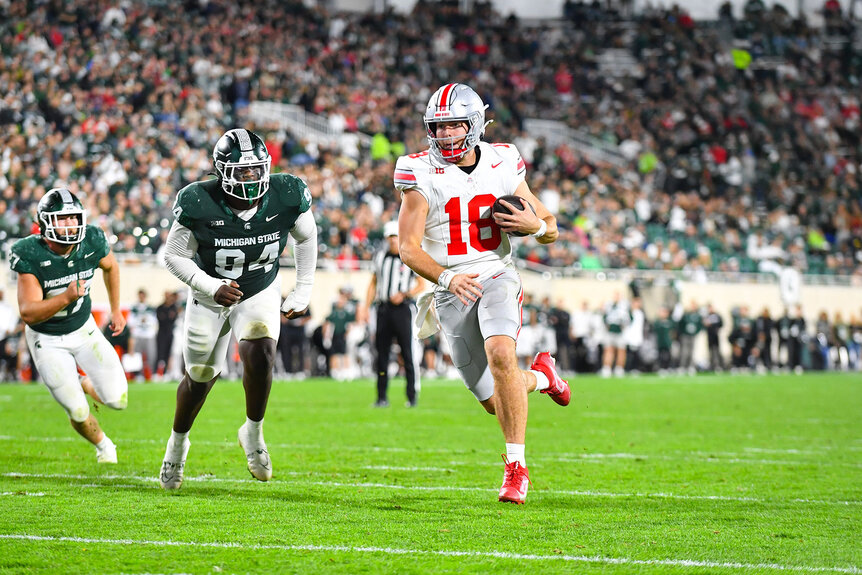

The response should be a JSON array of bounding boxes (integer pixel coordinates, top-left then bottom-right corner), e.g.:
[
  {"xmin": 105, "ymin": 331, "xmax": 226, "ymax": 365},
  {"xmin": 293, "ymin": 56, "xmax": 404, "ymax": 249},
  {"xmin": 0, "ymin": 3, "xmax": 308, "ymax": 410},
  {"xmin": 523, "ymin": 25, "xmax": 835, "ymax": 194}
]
[{"xmin": 491, "ymin": 195, "xmax": 535, "ymax": 237}]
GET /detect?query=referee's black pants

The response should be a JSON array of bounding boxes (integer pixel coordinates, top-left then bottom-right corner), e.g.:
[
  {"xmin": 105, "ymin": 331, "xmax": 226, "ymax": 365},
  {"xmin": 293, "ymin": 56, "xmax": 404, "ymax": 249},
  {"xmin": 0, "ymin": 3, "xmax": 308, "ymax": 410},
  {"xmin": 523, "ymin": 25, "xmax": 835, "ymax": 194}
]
[{"xmin": 375, "ymin": 302, "xmax": 416, "ymax": 404}]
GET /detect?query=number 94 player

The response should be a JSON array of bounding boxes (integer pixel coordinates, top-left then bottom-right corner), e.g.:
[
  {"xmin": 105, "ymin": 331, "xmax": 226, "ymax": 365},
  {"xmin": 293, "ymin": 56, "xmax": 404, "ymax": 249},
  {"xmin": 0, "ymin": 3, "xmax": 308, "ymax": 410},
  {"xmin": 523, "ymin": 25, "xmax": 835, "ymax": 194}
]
[{"xmin": 158, "ymin": 128, "xmax": 318, "ymax": 490}]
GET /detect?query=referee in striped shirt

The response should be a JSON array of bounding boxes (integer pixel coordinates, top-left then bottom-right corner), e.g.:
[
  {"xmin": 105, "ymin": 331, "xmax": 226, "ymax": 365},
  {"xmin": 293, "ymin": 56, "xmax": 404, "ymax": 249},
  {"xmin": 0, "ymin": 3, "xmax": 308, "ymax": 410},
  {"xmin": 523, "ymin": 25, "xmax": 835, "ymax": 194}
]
[{"xmin": 361, "ymin": 221, "xmax": 426, "ymax": 408}]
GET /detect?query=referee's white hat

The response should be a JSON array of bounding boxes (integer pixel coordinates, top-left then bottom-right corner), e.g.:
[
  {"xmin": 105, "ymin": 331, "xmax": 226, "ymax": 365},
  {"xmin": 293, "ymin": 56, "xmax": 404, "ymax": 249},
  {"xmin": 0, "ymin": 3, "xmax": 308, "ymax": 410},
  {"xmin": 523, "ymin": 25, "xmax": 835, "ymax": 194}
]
[{"xmin": 383, "ymin": 221, "xmax": 399, "ymax": 237}]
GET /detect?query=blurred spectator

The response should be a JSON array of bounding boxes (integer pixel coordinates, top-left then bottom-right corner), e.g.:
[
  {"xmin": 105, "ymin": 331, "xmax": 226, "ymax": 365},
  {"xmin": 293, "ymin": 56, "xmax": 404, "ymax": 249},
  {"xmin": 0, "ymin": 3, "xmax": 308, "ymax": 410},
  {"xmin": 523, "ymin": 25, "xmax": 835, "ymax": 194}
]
[
  {"xmin": 549, "ymin": 298, "xmax": 573, "ymax": 373},
  {"xmin": 677, "ymin": 301, "xmax": 703, "ymax": 374},
  {"xmin": 624, "ymin": 297, "xmax": 645, "ymax": 373},
  {"xmin": 601, "ymin": 292, "xmax": 631, "ymax": 377},
  {"xmin": 653, "ymin": 307, "xmax": 676, "ymax": 373},
  {"xmin": 155, "ymin": 291, "xmax": 180, "ymax": 379},
  {"xmin": 754, "ymin": 307, "xmax": 775, "ymax": 370},
  {"xmin": 127, "ymin": 289, "xmax": 157, "ymax": 380},
  {"xmin": 325, "ymin": 289, "xmax": 357, "ymax": 381},
  {"xmin": 279, "ymin": 307, "xmax": 312, "ymax": 379},
  {"xmin": 703, "ymin": 304, "xmax": 725, "ymax": 372},
  {"xmin": 789, "ymin": 304, "xmax": 807, "ymax": 373}
]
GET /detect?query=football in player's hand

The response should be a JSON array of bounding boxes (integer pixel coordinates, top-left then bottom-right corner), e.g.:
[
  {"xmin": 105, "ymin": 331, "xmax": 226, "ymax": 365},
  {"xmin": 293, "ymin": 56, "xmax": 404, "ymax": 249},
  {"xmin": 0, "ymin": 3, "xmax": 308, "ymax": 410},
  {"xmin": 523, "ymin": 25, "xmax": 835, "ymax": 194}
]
[{"xmin": 491, "ymin": 195, "xmax": 535, "ymax": 237}]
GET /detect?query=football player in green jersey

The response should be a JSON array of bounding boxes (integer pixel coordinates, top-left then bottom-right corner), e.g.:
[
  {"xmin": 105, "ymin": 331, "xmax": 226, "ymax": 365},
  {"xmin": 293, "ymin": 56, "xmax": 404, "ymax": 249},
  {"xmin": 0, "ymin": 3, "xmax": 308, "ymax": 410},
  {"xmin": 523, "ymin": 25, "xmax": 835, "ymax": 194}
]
[
  {"xmin": 10, "ymin": 188, "xmax": 128, "ymax": 464},
  {"xmin": 159, "ymin": 128, "xmax": 318, "ymax": 489}
]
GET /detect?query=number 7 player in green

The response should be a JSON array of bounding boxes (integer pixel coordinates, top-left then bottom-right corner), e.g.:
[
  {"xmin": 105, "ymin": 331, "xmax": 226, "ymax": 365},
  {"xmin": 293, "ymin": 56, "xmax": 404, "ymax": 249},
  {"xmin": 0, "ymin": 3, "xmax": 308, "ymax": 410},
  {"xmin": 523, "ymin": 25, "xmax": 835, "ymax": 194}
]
[
  {"xmin": 11, "ymin": 188, "xmax": 128, "ymax": 464},
  {"xmin": 159, "ymin": 128, "xmax": 318, "ymax": 489}
]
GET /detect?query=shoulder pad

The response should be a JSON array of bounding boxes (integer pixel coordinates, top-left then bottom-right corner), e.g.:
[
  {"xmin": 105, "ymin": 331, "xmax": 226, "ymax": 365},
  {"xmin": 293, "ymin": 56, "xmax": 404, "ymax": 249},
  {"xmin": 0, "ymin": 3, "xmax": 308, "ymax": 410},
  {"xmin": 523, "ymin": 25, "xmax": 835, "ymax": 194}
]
[
  {"xmin": 9, "ymin": 236, "xmax": 40, "ymax": 275},
  {"xmin": 394, "ymin": 152, "xmax": 432, "ymax": 190},
  {"xmin": 172, "ymin": 180, "xmax": 216, "ymax": 228},
  {"xmin": 488, "ymin": 142, "xmax": 526, "ymax": 175},
  {"xmin": 270, "ymin": 173, "xmax": 312, "ymax": 212}
]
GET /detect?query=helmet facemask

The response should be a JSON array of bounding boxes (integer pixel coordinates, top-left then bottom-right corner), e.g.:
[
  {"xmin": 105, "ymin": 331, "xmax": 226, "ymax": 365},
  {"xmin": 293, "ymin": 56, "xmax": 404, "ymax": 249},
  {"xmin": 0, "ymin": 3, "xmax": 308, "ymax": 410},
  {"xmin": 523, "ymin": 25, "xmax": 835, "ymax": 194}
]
[
  {"xmin": 41, "ymin": 208, "xmax": 87, "ymax": 245},
  {"xmin": 216, "ymin": 156, "xmax": 271, "ymax": 201}
]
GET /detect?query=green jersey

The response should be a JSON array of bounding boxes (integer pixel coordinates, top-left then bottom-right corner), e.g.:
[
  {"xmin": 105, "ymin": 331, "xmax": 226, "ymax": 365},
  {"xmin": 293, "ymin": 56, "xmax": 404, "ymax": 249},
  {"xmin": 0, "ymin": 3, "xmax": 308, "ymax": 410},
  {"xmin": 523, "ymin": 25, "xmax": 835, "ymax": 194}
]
[
  {"xmin": 679, "ymin": 311, "xmax": 703, "ymax": 336},
  {"xmin": 327, "ymin": 307, "xmax": 355, "ymax": 336},
  {"xmin": 653, "ymin": 318, "xmax": 676, "ymax": 350},
  {"xmin": 172, "ymin": 174, "xmax": 312, "ymax": 300},
  {"xmin": 9, "ymin": 226, "xmax": 110, "ymax": 335}
]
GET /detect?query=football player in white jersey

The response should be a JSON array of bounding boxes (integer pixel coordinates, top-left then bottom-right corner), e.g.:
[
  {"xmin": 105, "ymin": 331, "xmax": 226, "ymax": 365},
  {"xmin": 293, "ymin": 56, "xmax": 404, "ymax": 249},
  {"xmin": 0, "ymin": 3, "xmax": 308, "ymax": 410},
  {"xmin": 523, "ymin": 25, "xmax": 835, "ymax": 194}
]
[{"xmin": 395, "ymin": 83, "xmax": 571, "ymax": 504}]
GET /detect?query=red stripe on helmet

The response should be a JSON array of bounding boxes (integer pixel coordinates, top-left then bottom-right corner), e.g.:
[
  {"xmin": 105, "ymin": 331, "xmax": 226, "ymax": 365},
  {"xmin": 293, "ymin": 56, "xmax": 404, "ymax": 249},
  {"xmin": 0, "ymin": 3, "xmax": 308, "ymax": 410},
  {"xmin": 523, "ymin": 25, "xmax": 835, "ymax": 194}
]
[{"xmin": 438, "ymin": 83, "xmax": 456, "ymax": 112}]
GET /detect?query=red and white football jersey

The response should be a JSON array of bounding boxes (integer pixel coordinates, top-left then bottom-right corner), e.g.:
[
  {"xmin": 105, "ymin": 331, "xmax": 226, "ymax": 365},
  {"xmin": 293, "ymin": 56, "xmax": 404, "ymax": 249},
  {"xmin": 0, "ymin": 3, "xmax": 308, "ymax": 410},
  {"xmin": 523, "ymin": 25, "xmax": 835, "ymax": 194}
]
[{"xmin": 394, "ymin": 141, "xmax": 527, "ymax": 278}]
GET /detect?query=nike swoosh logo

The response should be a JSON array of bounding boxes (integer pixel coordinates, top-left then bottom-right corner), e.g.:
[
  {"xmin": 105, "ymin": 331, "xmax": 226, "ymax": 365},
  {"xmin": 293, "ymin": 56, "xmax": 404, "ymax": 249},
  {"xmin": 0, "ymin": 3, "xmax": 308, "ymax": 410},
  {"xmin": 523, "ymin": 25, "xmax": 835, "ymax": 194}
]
[
  {"xmin": 265, "ymin": 214, "xmax": 278, "ymax": 222},
  {"xmin": 87, "ymin": 330, "xmax": 95, "ymax": 336},
  {"xmin": 84, "ymin": 252, "xmax": 95, "ymax": 257},
  {"xmin": 492, "ymin": 272, "xmax": 505, "ymax": 280},
  {"xmin": 491, "ymin": 161, "xmax": 502, "ymax": 169}
]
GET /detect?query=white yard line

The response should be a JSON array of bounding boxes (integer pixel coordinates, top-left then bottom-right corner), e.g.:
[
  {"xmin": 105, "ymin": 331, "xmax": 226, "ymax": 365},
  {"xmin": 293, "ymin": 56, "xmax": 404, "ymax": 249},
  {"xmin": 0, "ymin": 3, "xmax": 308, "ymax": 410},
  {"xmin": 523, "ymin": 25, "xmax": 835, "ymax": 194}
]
[
  {"xmin": 1, "ymin": 435, "xmax": 858, "ymax": 464},
  {"xmin": 0, "ymin": 534, "xmax": 857, "ymax": 574},
  {"xmin": 3, "ymin": 471, "xmax": 859, "ymax": 506}
]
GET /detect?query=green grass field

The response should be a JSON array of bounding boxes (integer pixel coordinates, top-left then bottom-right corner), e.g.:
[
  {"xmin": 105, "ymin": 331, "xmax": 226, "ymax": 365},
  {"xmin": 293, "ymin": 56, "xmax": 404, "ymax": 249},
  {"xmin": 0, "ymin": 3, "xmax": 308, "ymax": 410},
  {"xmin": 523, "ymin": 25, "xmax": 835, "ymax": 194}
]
[{"xmin": 0, "ymin": 372, "xmax": 859, "ymax": 574}]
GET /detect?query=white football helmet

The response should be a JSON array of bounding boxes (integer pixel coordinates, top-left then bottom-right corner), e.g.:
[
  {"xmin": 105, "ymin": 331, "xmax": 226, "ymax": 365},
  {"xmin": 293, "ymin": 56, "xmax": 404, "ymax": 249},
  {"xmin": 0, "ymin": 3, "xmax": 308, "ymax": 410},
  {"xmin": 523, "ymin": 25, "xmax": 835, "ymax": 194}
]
[{"xmin": 424, "ymin": 83, "xmax": 491, "ymax": 164}]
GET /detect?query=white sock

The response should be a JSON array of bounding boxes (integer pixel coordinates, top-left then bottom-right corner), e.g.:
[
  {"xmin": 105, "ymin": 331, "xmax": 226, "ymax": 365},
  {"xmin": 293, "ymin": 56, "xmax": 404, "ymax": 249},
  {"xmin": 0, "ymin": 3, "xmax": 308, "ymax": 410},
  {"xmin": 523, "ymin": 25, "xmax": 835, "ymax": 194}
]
[
  {"xmin": 531, "ymin": 370, "xmax": 550, "ymax": 391},
  {"xmin": 244, "ymin": 417, "xmax": 263, "ymax": 438},
  {"xmin": 96, "ymin": 435, "xmax": 113, "ymax": 450},
  {"xmin": 168, "ymin": 430, "xmax": 189, "ymax": 450},
  {"xmin": 505, "ymin": 443, "xmax": 526, "ymax": 467}
]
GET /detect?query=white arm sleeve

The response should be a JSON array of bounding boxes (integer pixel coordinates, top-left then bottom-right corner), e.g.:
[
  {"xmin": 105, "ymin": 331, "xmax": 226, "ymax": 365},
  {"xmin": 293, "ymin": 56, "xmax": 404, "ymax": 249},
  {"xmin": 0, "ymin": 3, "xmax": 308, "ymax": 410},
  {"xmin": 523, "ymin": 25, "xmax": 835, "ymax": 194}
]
[
  {"xmin": 163, "ymin": 220, "xmax": 226, "ymax": 297},
  {"xmin": 281, "ymin": 209, "xmax": 318, "ymax": 313}
]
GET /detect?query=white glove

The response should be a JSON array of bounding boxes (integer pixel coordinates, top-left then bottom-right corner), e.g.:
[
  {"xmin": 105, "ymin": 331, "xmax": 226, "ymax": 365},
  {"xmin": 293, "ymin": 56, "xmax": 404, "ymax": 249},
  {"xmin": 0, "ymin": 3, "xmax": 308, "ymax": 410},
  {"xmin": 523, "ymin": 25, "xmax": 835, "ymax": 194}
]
[{"xmin": 281, "ymin": 284, "xmax": 312, "ymax": 315}]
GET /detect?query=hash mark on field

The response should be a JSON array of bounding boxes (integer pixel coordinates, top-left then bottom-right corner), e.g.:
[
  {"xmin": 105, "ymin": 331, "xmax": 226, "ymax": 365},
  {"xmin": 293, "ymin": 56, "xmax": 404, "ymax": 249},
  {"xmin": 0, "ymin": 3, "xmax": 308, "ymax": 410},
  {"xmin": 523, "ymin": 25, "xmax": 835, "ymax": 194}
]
[
  {"xmin": 361, "ymin": 465, "xmax": 456, "ymax": 472},
  {"xmin": 4, "ymin": 472, "xmax": 860, "ymax": 506},
  {"xmin": 0, "ymin": 534, "xmax": 858, "ymax": 573},
  {"xmin": 0, "ymin": 492, "xmax": 44, "ymax": 497}
]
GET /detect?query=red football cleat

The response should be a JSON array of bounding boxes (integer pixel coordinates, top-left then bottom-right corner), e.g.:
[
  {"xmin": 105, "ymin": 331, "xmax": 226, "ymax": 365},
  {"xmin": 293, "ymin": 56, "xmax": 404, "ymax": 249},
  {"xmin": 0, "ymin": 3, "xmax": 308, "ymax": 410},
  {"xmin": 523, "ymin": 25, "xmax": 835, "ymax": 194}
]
[
  {"xmin": 531, "ymin": 352, "xmax": 570, "ymax": 406},
  {"xmin": 498, "ymin": 455, "xmax": 531, "ymax": 504}
]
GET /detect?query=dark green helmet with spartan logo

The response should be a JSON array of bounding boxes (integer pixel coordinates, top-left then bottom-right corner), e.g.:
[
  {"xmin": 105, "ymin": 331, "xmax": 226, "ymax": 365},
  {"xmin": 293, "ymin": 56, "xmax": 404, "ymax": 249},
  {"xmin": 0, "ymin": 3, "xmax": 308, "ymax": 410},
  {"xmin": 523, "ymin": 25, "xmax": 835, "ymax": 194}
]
[
  {"xmin": 212, "ymin": 128, "xmax": 272, "ymax": 202},
  {"xmin": 37, "ymin": 188, "xmax": 87, "ymax": 244}
]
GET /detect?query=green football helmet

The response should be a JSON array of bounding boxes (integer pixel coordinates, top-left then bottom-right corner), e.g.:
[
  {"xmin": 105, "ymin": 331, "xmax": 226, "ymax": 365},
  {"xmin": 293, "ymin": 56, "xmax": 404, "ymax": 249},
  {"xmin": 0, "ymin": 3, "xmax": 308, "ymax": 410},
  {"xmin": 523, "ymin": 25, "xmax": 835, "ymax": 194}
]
[
  {"xmin": 212, "ymin": 128, "xmax": 271, "ymax": 201},
  {"xmin": 37, "ymin": 188, "xmax": 87, "ymax": 244}
]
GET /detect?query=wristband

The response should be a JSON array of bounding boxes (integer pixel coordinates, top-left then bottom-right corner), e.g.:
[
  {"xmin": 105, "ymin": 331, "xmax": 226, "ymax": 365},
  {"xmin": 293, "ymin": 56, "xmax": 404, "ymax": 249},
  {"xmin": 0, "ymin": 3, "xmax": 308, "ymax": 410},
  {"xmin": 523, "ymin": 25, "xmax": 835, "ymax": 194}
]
[
  {"xmin": 437, "ymin": 269, "xmax": 455, "ymax": 289},
  {"xmin": 531, "ymin": 219, "xmax": 548, "ymax": 238}
]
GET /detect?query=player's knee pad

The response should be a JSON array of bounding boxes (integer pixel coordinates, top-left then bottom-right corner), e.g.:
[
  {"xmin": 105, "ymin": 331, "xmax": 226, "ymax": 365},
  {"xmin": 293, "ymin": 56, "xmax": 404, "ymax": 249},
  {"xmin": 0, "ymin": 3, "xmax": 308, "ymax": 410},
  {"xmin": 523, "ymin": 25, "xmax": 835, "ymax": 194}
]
[
  {"xmin": 69, "ymin": 403, "xmax": 90, "ymax": 423},
  {"xmin": 188, "ymin": 364, "xmax": 218, "ymax": 383},
  {"xmin": 238, "ymin": 320, "xmax": 273, "ymax": 341},
  {"xmin": 104, "ymin": 391, "xmax": 128, "ymax": 410}
]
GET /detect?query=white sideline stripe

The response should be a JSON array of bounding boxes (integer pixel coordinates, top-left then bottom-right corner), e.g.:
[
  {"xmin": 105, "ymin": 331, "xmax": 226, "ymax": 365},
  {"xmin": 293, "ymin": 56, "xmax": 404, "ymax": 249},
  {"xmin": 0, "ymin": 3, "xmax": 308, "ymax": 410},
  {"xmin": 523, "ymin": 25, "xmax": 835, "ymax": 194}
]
[
  {"xmin": 4, "ymin": 472, "xmax": 860, "ymax": 506},
  {"xmin": 0, "ymin": 534, "xmax": 858, "ymax": 574},
  {"xmin": 0, "ymin": 492, "xmax": 44, "ymax": 497}
]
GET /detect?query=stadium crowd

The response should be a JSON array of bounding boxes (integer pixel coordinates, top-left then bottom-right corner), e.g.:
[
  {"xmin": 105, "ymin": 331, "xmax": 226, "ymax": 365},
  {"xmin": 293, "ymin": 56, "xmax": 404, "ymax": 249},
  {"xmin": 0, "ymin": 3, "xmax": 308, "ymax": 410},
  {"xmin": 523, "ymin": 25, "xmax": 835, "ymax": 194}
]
[{"xmin": 1, "ymin": 0, "xmax": 860, "ymax": 278}]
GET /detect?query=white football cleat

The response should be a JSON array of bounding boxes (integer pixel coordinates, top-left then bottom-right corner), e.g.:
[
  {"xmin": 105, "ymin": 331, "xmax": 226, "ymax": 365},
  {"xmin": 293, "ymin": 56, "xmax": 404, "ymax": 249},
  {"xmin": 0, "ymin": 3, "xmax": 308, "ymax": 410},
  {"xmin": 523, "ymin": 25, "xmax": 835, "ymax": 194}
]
[
  {"xmin": 159, "ymin": 436, "xmax": 190, "ymax": 490},
  {"xmin": 96, "ymin": 438, "xmax": 117, "ymax": 464},
  {"xmin": 238, "ymin": 423, "xmax": 272, "ymax": 481}
]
